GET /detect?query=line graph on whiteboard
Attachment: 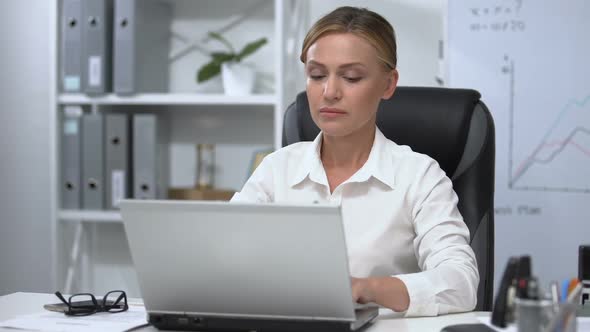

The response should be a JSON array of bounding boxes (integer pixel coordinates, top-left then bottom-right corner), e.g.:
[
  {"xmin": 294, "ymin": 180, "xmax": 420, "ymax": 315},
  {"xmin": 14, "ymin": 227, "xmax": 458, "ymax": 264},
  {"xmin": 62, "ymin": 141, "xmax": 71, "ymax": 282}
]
[{"xmin": 504, "ymin": 55, "xmax": 590, "ymax": 193}]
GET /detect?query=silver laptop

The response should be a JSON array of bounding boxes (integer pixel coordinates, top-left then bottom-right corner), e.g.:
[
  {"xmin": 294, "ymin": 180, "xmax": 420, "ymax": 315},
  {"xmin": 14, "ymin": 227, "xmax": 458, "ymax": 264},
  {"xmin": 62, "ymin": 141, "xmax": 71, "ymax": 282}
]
[{"xmin": 120, "ymin": 199, "xmax": 378, "ymax": 331}]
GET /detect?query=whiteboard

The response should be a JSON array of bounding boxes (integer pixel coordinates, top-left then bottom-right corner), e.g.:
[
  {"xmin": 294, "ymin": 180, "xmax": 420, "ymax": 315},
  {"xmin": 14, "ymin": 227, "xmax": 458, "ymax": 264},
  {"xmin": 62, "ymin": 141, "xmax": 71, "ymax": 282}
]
[{"xmin": 445, "ymin": 0, "xmax": 590, "ymax": 289}]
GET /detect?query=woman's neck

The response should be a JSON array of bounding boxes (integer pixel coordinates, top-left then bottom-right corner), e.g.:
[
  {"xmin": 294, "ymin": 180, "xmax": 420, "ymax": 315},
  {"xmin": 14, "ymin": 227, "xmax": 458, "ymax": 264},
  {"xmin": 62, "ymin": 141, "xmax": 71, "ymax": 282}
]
[{"xmin": 320, "ymin": 125, "xmax": 376, "ymax": 171}]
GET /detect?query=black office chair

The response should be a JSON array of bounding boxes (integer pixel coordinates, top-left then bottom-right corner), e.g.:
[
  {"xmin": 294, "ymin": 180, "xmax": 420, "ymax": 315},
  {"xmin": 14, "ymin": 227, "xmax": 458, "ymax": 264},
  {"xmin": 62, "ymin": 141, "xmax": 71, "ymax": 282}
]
[{"xmin": 282, "ymin": 87, "xmax": 495, "ymax": 311}]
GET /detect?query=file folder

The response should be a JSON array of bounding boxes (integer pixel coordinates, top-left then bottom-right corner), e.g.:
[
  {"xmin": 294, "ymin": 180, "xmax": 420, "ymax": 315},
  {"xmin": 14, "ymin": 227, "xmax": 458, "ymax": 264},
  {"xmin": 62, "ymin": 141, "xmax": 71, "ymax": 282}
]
[
  {"xmin": 105, "ymin": 114, "xmax": 131, "ymax": 209},
  {"xmin": 113, "ymin": 0, "xmax": 171, "ymax": 94},
  {"xmin": 82, "ymin": 0, "xmax": 113, "ymax": 94},
  {"xmin": 81, "ymin": 113, "xmax": 105, "ymax": 209},
  {"xmin": 132, "ymin": 114, "xmax": 170, "ymax": 199},
  {"xmin": 61, "ymin": 0, "xmax": 83, "ymax": 92},
  {"xmin": 61, "ymin": 107, "xmax": 83, "ymax": 209}
]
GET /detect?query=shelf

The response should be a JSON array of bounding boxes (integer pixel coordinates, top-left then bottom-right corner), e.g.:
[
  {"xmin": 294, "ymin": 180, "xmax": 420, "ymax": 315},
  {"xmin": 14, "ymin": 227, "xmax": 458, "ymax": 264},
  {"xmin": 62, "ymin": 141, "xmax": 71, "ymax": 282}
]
[
  {"xmin": 58, "ymin": 93, "xmax": 277, "ymax": 106},
  {"xmin": 52, "ymin": 0, "xmax": 290, "ymax": 294},
  {"xmin": 59, "ymin": 210, "xmax": 122, "ymax": 223}
]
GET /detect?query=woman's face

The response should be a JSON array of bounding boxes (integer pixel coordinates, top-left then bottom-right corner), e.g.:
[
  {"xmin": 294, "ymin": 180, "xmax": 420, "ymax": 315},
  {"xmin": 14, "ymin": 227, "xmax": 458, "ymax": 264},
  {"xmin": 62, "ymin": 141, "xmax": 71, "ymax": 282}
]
[{"xmin": 305, "ymin": 32, "xmax": 398, "ymax": 138}]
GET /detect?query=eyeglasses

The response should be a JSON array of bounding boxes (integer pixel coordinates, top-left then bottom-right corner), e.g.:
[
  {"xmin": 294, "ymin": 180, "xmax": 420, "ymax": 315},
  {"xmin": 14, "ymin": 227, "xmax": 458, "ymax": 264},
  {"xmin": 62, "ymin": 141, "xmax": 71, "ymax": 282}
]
[{"xmin": 54, "ymin": 290, "xmax": 129, "ymax": 316}]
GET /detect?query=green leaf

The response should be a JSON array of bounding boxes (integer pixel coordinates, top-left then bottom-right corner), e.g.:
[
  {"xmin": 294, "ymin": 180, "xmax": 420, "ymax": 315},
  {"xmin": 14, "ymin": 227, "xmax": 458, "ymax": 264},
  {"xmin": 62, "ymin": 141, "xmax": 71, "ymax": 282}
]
[
  {"xmin": 211, "ymin": 52, "xmax": 236, "ymax": 64},
  {"xmin": 208, "ymin": 31, "xmax": 235, "ymax": 53},
  {"xmin": 236, "ymin": 38, "xmax": 268, "ymax": 61},
  {"xmin": 208, "ymin": 31, "xmax": 224, "ymax": 41},
  {"xmin": 197, "ymin": 60, "xmax": 222, "ymax": 83}
]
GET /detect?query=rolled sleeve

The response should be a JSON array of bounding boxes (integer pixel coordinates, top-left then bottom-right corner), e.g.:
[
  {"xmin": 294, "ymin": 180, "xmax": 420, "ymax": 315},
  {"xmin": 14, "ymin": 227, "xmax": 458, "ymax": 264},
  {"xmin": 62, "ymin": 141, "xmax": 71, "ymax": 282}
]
[
  {"xmin": 395, "ymin": 257, "xmax": 478, "ymax": 317},
  {"xmin": 395, "ymin": 272, "xmax": 438, "ymax": 316}
]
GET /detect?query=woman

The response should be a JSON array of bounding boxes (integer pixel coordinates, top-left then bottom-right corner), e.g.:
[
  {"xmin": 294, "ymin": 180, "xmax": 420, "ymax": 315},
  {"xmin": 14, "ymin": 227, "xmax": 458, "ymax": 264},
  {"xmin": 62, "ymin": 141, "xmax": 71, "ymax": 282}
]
[{"xmin": 231, "ymin": 6, "xmax": 478, "ymax": 317}]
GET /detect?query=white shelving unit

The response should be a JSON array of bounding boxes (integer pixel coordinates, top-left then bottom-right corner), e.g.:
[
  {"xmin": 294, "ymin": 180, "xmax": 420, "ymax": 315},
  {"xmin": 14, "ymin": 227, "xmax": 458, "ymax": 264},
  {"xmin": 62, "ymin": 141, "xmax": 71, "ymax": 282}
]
[
  {"xmin": 51, "ymin": 0, "xmax": 306, "ymax": 295},
  {"xmin": 59, "ymin": 210, "xmax": 122, "ymax": 223},
  {"xmin": 58, "ymin": 93, "xmax": 278, "ymax": 106}
]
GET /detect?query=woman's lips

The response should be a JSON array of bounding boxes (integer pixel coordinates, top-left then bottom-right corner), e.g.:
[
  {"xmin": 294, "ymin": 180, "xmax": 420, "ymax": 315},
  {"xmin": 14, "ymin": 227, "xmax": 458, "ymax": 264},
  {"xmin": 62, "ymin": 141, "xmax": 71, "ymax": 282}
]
[{"xmin": 319, "ymin": 107, "xmax": 347, "ymax": 118}]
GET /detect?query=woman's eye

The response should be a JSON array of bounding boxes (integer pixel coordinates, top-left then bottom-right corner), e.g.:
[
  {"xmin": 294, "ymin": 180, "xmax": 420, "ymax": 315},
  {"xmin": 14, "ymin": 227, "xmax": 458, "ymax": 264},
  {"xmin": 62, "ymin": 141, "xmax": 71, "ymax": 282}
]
[
  {"xmin": 309, "ymin": 75, "xmax": 325, "ymax": 80},
  {"xmin": 344, "ymin": 77, "xmax": 362, "ymax": 83}
]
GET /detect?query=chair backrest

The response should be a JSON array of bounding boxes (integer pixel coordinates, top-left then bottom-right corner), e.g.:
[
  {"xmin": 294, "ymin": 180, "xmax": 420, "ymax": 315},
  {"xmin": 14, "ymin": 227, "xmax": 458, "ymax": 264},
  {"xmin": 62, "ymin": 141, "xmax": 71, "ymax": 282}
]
[{"xmin": 282, "ymin": 87, "xmax": 495, "ymax": 311}]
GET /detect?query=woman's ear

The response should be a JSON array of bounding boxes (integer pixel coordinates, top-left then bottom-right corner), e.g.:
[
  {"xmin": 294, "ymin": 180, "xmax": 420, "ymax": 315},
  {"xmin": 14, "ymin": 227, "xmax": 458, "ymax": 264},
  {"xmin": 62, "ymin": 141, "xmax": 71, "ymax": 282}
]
[{"xmin": 382, "ymin": 69, "xmax": 399, "ymax": 100}]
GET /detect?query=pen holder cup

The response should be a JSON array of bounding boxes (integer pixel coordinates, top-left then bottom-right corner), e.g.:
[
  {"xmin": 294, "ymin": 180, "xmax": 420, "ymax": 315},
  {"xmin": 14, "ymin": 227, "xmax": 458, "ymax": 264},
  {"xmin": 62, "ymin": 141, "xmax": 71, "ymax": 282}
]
[
  {"xmin": 516, "ymin": 299, "xmax": 577, "ymax": 332},
  {"xmin": 549, "ymin": 302, "xmax": 578, "ymax": 332},
  {"xmin": 515, "ymin": 299, "xmax": 555, "ymax": 332}
]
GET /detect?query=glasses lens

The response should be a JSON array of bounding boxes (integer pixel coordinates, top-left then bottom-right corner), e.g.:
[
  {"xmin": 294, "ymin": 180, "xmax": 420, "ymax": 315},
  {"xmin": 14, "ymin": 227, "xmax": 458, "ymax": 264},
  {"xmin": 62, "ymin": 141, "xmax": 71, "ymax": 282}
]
[
  {"xmin": 104, "ymin": 291, "xmax": 128, "ymax": 313},
  {"xmin": 68, "ymin": 294, "xmax": 98, "ymax": 316}
]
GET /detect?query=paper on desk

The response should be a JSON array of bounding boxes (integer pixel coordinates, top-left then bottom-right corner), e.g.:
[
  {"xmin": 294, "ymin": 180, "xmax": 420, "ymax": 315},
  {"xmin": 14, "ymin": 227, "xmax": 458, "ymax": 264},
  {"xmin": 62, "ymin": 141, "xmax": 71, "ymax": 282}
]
[
  {"xmin": 478, "ymin": 316, "xmax": 590, "ymax": 332},
  {"xmin": 0, "ymin": 305, "xmax": 147, "ymax": 332}
]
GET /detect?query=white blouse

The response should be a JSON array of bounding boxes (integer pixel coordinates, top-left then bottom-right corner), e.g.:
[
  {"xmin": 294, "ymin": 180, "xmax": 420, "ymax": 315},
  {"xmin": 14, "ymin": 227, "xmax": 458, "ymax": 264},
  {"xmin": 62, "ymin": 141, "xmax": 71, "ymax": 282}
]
[{"xmin": 231, "ymin": 127, "xmax": 479, "ymax": 317}]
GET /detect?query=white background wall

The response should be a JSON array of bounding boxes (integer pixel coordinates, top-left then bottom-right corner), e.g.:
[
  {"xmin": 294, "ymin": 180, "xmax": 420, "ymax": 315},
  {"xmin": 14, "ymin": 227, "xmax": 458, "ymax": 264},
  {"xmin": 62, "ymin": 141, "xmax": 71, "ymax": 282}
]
[
  {"xmin": 0, "ymin": 0, "xmax": 445, "ymax": 296},
  {"xmin": 0, "ymin": 0, "xmax": 54, "ymax": 295},
  {"xmin": 309, "ymin": 0, "xmax": 445, "ymax": 87}
]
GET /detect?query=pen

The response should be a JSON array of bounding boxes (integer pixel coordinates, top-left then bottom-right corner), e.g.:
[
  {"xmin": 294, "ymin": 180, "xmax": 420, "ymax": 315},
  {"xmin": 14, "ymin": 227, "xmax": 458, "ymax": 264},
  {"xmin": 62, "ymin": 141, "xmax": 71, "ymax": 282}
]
[
  {"xmin": 566, "ymin": 278, "xmax": 580, "ymax": 303},
  {"xmin": 561, "ymin": 279, "xmax": 570, "ymax": 302},
  {"xmin": 550, "ymin": 281, "xmax": 559, "ymax": 312},
  {"xmin": 566, "ymin": 282, "xmax": 583, "ymax": 304}
]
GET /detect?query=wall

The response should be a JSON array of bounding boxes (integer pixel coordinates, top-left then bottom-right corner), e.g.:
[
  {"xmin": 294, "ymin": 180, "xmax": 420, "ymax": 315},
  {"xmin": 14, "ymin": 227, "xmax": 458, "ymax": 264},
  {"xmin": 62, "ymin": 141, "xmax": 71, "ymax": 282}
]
[
  {"xmin": 0, "ymin": 0, "xmax": 55, "ymax": 295},
  {"xmin": 308, "ymin": 0, "xmax": 445, "ymax": 88}
]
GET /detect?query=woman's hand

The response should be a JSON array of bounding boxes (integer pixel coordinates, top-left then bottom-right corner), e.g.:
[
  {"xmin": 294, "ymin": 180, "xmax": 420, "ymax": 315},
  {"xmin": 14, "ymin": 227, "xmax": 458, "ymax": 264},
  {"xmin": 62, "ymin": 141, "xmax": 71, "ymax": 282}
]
[
  {"xmin": 351, "ymin": 276, "xmax": 410, "ymax": 312},
  {"xmin": 351, "ymin": 277, "xmax": 377, "ymax": 303}
]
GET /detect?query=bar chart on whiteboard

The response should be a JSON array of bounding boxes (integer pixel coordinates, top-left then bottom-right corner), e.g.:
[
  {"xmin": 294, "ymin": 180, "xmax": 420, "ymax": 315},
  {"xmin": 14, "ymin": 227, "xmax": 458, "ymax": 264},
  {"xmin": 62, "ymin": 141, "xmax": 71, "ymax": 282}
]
[{"xmin": 445, "ymin": 0, "xmax": 590, "ymax": 287}]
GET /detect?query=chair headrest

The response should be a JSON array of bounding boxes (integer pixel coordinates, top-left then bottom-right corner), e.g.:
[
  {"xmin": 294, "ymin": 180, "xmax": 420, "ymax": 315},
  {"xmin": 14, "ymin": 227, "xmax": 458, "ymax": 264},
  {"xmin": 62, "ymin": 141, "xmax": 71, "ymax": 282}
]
[{"xmin": 288, "ymin": 87, "xmax": 482, "ymax": 175}]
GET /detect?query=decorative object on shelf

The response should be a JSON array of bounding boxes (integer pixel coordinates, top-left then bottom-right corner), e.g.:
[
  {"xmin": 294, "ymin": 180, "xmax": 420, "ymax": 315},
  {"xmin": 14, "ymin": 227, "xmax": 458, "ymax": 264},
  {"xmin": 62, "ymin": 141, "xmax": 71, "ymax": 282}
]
[
  {"xmin": 221, "ymin": 62, "xmax": 255, "ymax": 96},
  {"xmin": 166, "ymin": 143, "xmax": 236, "ymax": 201},
  {"xmin": 197, "ymin": 32, "xmax": 267, "ymax": 95},
  {"xmin": 196, "ymin": 143, "xmax": 215, "ymax": 189},
  {"xmin": 249, "ymin": 149, "xmax": 273, "ymax": 176},
  {"xmin": 167, "ymin": 188, "xmax": 235, "ymax": 201}
]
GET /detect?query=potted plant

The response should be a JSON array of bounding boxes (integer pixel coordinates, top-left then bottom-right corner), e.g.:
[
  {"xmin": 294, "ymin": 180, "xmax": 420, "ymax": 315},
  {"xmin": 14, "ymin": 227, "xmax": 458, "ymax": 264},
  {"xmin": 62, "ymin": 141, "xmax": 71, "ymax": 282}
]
[{"xmin": 197, "ymin": 32, "xmax": 268, "ymax": 96}]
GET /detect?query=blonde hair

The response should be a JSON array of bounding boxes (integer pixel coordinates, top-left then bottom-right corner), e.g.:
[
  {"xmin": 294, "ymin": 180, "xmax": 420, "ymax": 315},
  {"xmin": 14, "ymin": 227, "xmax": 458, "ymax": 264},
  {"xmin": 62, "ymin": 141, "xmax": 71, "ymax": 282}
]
[{"xmin": 300, "ymin": 6, "xmax": 397, "ymax": 70}]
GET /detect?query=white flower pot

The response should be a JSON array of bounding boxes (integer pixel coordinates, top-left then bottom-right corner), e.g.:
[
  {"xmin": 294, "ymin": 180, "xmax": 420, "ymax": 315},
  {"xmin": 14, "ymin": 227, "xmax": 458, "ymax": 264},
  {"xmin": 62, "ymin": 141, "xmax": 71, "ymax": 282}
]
[{"xmin": 221, "ymin": 62, "xmax": 256, "ymax": 96}]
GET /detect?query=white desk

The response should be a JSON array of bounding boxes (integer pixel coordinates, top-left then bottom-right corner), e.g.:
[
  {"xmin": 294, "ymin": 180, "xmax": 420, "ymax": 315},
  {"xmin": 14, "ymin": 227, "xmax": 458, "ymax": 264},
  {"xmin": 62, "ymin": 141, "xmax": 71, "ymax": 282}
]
[{"xmin": 0, "ymin": 292, "xmax": 487, "ymax": 332}]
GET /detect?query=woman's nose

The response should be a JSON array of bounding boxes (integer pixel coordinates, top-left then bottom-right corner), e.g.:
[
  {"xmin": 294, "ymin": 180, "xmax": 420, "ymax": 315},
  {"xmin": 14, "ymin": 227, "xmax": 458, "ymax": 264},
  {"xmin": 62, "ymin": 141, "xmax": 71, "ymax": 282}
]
[{"xmin": 323, "ymin": 76, "xmax": 341, "ymax": 101}]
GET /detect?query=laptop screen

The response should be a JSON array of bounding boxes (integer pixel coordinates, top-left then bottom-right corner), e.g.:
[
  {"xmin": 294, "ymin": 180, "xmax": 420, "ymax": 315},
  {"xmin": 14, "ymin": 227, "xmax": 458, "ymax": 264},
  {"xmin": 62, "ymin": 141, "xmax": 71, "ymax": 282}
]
[{"xmin": 121, "ymin": 200, "xmax": 357, "ymax": 321}]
